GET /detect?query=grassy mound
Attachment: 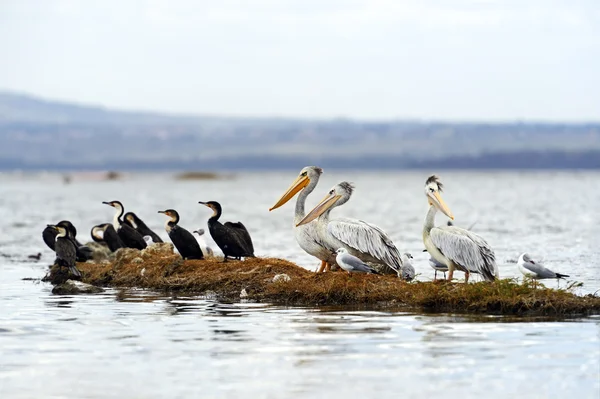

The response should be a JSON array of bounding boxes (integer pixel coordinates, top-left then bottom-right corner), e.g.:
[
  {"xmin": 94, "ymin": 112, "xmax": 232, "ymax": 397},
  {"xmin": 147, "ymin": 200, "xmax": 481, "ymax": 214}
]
[{"xmin": 46, "ymin": 245, "xmax": 600, "ymax": 316}]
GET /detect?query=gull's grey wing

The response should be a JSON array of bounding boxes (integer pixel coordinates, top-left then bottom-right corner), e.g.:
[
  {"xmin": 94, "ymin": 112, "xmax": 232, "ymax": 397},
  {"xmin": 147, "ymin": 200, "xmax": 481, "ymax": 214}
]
[
  {"xmin": 429, "ymin": 257, "xmax": 448, "ymax": 271},
  {"xmin": 340, "ymin": 253, "xmax": 377, "ymax": 273},
  {"xmin": 521, "ymin": 262, "xmax": 559, "ymax": 279},
  {"xmin": 401, "ymin": 261, "xmax": 416, "ymax": 280},
  {"xmin": 328, "ymin": 218, "xmax": 402, "ymax": 272},
  {"xmin": 430, "ymin": 226, "xmax": 496, "ymax": 281}
]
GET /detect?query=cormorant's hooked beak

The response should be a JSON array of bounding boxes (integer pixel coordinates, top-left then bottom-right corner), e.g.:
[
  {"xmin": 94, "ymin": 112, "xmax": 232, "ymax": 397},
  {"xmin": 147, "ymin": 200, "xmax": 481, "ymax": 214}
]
[
  {"xmin": 198, "ymin": 201, "xmax": 208, "ymax": 207},
  {"xmin": 269, "ymin": 174, "xmax": 310, "ymax": 211},
  {"xmin": 102, "ymin": 201, "xmax": 113, "ymax": 207},
  {"xmin": 157, "ymin": 210, "xmax": 166, "ymax": 215},
  {"xmin": 296, "ymin": 192, "xmax": 341, "ymax": 227},
  {"xmin": 428, "ymin": 191, "xmax": 454, "ymax": 220}
]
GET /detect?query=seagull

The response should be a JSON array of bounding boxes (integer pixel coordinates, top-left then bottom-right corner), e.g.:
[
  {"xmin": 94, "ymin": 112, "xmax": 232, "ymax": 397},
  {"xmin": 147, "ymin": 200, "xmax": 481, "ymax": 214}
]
[
  {"xmin": 335, "ymin": 248, "xmax": 380, "ymax": 275},
  {"xmin": 400, "ymin": 253, "xmax": 416, "ymax": 281},
  {"xmin": 193, "ymin": 229, "xmax": 214, "ymax": 257},
  {"xmin": 517, "ymin": 253, "xmax": 569, "ymax": 280}
]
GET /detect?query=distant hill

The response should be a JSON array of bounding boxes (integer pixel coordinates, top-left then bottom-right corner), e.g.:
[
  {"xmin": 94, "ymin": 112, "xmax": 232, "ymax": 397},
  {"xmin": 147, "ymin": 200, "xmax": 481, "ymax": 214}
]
[{"xmin": 1, "ymin": 91, "xmax": 599, "ymax": 170}]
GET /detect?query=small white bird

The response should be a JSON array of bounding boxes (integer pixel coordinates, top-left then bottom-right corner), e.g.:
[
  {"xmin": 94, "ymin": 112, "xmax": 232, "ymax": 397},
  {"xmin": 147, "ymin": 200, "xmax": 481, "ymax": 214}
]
[
  {"xmin": 143, "ymin": 235, "xmax": 155, "ymax": 246},
  {"xmin": 400, "ymin": 253, "xmax": 416, "ymax": 281},
  {"xmin": 428, "ymin": 256, "xmax": 448, "ymax": 280},
  {"xmin": 193, "ymin": 229, "xmax": 214, "ymax": 257},
  {"xmin": 517, "ymin": 253, "xmax": 569, "ymax": 280},
  {"xmin": 335, "ymin": 248, "xmax": 380, "ymax": 275}
]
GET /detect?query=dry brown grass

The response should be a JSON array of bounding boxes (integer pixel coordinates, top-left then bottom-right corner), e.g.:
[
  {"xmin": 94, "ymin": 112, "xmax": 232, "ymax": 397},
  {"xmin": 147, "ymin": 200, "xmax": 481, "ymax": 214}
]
[{"xmin": 47, "ymin": 246, "xmax": 600, "ymax": 316}]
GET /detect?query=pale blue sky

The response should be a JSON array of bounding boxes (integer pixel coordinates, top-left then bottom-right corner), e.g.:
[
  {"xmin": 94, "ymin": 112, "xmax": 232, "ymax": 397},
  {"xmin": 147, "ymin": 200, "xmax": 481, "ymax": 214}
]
[{"xmin": 0, "ymin": 0, "xmax": 598, "ymax": 121}]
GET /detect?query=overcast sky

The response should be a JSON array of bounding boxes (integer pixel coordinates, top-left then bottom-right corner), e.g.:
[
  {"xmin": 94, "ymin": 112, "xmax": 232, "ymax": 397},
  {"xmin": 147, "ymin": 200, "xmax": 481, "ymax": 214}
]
[{"xmin": 0, "ymin": 0, "xmax": 598, "ymax": 121}]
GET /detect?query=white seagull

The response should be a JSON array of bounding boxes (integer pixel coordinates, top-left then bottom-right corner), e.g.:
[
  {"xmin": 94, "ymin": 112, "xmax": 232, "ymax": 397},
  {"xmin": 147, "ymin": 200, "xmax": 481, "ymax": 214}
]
[
  {"xmin": 335, "ymin": 248, "xmax": 380, "ymax": 275},
  {"xmin": 400, "ymin": 253, "xmax": 416, "ymax": 281},
  {"xmin": 517, "ymin": 253, "xmax": 569, "ymax": 280}
]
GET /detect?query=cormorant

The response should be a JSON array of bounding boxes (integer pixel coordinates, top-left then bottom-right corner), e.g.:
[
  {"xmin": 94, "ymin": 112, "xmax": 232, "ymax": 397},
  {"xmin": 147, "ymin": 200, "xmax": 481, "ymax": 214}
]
[
  {"xmin": 193, "ymin": 229, "xmax": 214, "ymax": 257},
  {"xmin": 102, "ymin": 201, "xmax": 147, "ymax": 250},
  {"xmin": 91, "ymin": 223, "xmax": 124, "ymax": 252},
  {"xmin": 123, "ymin": 212, "xmax": 163, "ymax": 243},
  {"xmin": 42, "ymin": 220, "xmax": 92, "ymax": 262},
  {"xmin": 158, "ymin": 209, "xmax": 204, "ymax": 260},
  {"xmin": 198, "ymin": 201, "xmax": 255, "ymax": 261},
  {"xmin": 47, "ymin": 224, "xmax": 82, "ymax": 278}
]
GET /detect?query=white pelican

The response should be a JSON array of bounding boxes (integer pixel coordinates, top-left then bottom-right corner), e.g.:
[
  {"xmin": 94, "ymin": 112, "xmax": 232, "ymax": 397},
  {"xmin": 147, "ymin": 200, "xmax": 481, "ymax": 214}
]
[
  {"xmin": 296, "ymin": 181, "xmax": 404, "ymax": 274},
  {"xmin": 423, "ymin": 175, "xmax": 498, "ymax": 282},
  {"xmin": 517, "ymin": 253, "xmax": 569, "ymax": 280},
  {"xmin": 400, "ymin": 253, "xmax": 416, "ymax": 281},
  {"xmin": 269, "ymin": 166, "xmax": 336, "ymax": 272},
  {"xmin": 335, "ymin": 248, "xmax": 380, "ymax": 275}
]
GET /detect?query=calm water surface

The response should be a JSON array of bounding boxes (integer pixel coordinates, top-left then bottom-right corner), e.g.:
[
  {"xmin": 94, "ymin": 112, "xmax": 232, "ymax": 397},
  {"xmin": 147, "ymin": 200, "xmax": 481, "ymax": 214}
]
[{"xmin": 1, "ymin": 171, "xmax": 599, "ymax": 398}]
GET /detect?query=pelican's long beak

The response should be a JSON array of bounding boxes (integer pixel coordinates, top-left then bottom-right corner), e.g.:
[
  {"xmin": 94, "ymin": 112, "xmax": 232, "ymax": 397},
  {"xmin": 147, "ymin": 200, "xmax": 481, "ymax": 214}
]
[
  {"xmin": 429, "ymin": 192, "xmax": 454, "ymax": 220},
  {"xmin": 296, "ymin": 192, "xmax": 341, "ymax": 226},
  {"xmin": 269, "ymin": 175, "xmax": 310, "ymax": 211}
]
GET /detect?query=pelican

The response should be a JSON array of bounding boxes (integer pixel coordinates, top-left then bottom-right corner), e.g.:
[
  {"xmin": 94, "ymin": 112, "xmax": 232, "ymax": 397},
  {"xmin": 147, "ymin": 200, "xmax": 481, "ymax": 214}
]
[
  {"xmin": 296, "ymin": 181, "xmax": 403, "ymax": 274},
  {"xmin": 422, "ymin": 175, "xmax": 498, "ymax": 282},
  {"xmin": 269, "ymin": 166, "xmax": 337, "ymax": 273}
]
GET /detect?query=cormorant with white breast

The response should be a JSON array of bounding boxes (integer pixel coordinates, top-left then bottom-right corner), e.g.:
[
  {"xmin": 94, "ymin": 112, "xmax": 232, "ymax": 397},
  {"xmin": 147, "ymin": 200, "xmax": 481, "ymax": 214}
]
[
  {"xmin": 91, "ymin": 223, "xmax": 124, "ymax": 252},
  {"xmin": 198, "ymin": 201, "xmax": 255, "ymax": 261},
  {"xmin": 102, "ymin": 201, "xmax": 147, "ymax": 250},
  {"xmin": 47, "ymin": 224, "xmax": 82, "ymax": 278},
  {"xmin": 123, "ymin": 212, "xmax": 163, "ymax": 243},
  {"xmin": 43, "ymin": 220, "xmax": 93, "ymax": 261},
  {"xmin": 158, "ymin": 209, "xmax": 204, "ymax": 260}
]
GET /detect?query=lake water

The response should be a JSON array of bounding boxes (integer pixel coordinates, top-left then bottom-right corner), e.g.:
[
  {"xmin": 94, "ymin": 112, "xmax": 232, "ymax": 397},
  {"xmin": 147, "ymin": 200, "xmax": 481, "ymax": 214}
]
[{"xmin": 1, "ymin": 170, "xmax": 599, "ymax": 398}]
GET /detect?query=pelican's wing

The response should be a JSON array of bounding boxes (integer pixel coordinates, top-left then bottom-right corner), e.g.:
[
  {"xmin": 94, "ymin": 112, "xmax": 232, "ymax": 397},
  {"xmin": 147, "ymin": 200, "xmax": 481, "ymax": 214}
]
[
  {"xmin": 328, "ymin": 218, "xmax": 402, "ymax": 272},
  {"xmin": 521, "ymin": 262, "xmax": 557, "ymax": 279},
  {"xmin": 429, "ymin": 226, "xmax": 496, "ymax": 281}
]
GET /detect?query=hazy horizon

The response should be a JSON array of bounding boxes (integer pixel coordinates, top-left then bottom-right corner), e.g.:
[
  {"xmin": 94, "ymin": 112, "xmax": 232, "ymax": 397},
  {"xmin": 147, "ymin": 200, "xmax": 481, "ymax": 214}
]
[{"xmin": 1, "ymin": 1, "xmax": 599, "ymax": 122}]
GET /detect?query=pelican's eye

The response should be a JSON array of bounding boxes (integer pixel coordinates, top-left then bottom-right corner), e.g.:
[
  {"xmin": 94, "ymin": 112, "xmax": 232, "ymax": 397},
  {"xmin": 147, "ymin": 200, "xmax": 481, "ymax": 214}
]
[
  {"xmin": 429, "ymin": 187, "xmax": 435, "ymax": 193},
  {"xmin": 301, "ymin": 171, "xmax": 307, "ymax": 177},
  {"xmin": 329, "ymin": 190, "xmax": 334, "ymax": 195}
]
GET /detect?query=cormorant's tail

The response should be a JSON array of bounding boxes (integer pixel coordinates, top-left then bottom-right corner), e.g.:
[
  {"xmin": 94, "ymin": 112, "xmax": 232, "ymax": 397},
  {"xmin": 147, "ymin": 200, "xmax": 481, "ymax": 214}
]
[
  {"xmin": 68, "ymin": 266, "xmax": 82, "ymax": 279},
  {"xmin": 556, "ymin": 273, "xmax": 570, "ymax": 279}
]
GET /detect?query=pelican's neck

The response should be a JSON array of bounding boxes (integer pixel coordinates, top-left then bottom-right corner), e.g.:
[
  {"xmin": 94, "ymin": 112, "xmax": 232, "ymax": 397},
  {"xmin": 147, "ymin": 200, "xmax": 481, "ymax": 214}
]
[
  {"xmin": 294, "ymin": 178, "xmax": 318, "ymax": 223},
  {"xmin": 113, "ymin": 205, "xmax": 124, "ymax": 230},
  {"xmin": 424, "ymin": 205, "xmax": 437, "ymax": 234}
]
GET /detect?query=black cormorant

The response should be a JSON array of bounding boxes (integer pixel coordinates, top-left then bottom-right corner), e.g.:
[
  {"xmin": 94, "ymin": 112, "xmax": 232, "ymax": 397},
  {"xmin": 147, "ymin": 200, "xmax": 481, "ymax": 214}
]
[
  {"xmin": 123, "ymin": 212, "xmax": 163, "ymax": 243},
  {"xmin": 158, "ymin": 209, "xmax": 204, "ymax": 260},
  {"xmin": 42, "ymin": 221, "xmax": 92, "ymax": 262},
  {"xmin": 198, "ymin": 201, "xmax": 255, "ymax": 261},
  {"xmin": 103, "ymin": 201, "xmax": 147, "ymax": 250},
  {"xmin": 47, "ymin": 224, "xmax": 82, "ymax": 278},
  {"xmin": 91, "ymin": 223, "xmax": 124, "ymax": 252}
]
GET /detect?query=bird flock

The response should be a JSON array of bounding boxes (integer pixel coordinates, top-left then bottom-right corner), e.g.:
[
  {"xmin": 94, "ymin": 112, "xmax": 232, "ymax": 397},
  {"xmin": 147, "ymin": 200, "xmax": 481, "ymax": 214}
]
[{"xmin": 43, "ymin": 168, "xmax": 570, "ymax": 285}]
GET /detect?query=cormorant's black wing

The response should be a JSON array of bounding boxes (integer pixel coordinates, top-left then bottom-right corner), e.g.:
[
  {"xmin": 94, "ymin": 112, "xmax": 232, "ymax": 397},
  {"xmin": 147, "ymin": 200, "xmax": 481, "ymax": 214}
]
[
  {"xmin": 42, "ymin": 226, "xmax": 57, "ymax": 251},
  {"xmin": 118, "ymin": 224, "xmax": 147, "ymax": 250},
  {"xmin": 169, "ymin": 225, "xmax": 203, "ymax": 260},
  {"xmin": 104, "ymin": 225, "xmax": 125, "ymax": 252},
  {"xmin": 137, "ymin": 225, "xmax": 163, "ymax": 243},
  {"xmin": 224, "ymin": 221, "xmax": 254, "ymax": 256},
  {"xmin": 56, "ymin": 237, "xmax": 77, "ymax": 267}
]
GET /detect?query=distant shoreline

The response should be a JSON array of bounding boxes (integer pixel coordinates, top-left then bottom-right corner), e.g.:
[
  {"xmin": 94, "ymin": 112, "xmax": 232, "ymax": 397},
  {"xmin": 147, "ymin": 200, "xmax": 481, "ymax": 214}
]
[{"xmin": 2, "ymin": 150, "xmax": 600, "ymax": 171}]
